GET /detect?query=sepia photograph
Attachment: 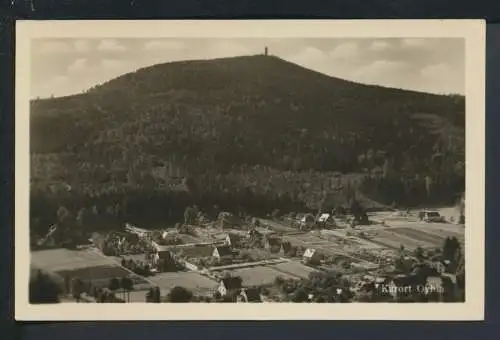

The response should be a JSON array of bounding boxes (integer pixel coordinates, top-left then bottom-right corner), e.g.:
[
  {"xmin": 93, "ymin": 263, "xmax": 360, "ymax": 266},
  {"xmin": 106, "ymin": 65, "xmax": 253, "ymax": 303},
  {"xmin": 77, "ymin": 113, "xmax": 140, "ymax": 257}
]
[{"xmin": 15, "ymin": 20, "xmax": 485, "ymax": 320}]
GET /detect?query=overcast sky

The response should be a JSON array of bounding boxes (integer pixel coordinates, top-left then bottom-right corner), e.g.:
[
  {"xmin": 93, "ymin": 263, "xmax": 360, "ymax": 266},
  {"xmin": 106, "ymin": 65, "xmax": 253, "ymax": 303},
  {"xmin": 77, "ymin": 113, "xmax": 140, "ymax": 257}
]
[{"xmin": 31, "ymin": 38, "xmax": 464, "ymax": 99}]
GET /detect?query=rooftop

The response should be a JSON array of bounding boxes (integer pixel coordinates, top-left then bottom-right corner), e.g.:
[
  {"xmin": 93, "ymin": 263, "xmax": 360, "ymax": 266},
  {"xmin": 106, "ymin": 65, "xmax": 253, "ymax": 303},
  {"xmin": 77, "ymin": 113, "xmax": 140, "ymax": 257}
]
[
  {"xmin": 215, "ymin": 245, "xmax": 233, "ymax": 257},
  {"xmin": 221, "ymin": 277, "xmax": 243, "ymax": 290}
]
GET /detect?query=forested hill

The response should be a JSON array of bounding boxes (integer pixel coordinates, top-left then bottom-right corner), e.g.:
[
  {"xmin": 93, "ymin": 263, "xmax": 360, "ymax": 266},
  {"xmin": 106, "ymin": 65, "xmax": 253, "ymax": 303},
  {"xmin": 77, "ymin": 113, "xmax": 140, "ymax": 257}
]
[{"xmin": 30, "ymin": 55, "xmax": 465, "ymax": 223}]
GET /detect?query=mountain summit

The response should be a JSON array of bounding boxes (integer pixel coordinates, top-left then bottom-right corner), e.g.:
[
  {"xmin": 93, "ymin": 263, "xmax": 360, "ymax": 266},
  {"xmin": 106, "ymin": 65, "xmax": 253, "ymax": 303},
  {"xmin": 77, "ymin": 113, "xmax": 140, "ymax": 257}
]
[{"xmin": 30, "ymin": 55, "xmax": 464, "ymax": 208}]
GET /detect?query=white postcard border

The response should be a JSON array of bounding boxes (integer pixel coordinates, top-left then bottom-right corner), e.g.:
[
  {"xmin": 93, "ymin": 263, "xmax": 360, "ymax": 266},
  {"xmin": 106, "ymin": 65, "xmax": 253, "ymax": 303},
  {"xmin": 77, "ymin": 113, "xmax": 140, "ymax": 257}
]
[{"xmin": 15, "ymin": 19, "xmax": 485, "ymax": 321}]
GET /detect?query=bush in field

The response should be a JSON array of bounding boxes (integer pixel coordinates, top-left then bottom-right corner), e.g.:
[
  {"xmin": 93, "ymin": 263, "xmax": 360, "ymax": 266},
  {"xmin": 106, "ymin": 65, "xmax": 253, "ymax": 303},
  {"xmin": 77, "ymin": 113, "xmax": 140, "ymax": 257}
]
[
  {"xmin": 291, "ymin": 287, "xmax": 309, "ymax": 302},
  {"xmin": 285, "ymin": 247, "xmax": 297, "ymax": 258},
  {"xmin": 167, "ymin": 286, "xmax": 193, "ymax": 302},
  {"xmin": 271, "ymin": 209, "xmax": 281, "ymax": 220},
  {"xmin": 184, "ymin": 206, "xmax": 197, "ymax": 225},
  {"xmin": 29, "ymin": 270, "xmax": 62, "ymax": 304},
  {"xmin": 238, "ymin": 250, "xmax": 254, "ymax": 261},
  {"xmin": 146, "ymin": 287, "xmax": 161, "ymax": 303}
]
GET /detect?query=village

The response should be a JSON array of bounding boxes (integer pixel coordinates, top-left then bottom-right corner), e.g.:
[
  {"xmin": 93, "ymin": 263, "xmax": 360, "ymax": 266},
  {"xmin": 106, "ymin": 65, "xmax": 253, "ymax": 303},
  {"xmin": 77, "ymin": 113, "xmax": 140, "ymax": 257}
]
[{"xmin": 30, "ymin": 202, "xmax": 466, "ymax": 303}]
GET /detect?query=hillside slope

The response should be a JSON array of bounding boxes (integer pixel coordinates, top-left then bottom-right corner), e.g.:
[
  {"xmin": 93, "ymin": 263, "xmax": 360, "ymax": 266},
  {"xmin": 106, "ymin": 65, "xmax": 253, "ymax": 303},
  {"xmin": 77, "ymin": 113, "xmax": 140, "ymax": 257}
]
[{"xmin": 30, "ymin": 55, "xmax": 465, "ymax": 221}]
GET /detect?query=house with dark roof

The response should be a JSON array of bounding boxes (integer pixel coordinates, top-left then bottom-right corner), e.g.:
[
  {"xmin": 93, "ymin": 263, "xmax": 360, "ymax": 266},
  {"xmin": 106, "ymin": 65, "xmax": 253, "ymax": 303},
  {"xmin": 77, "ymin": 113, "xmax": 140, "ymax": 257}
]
[
  {"xmin": 237, "ymin": 287, "xmax": 262, "ymax": 302},
  {"xmin": 225, "ymin": 233, "xmax": 242, "ymax": 247},
  {"xmin": 218, "ymin": 277, "xmax": 243, "ymax": 297},
  {"xmin": 280, "ymin": 241, "xmax": 293, "ymax": 256},
  {"xmin": 264, "ymin": 236, "xmax": 282, "ymax": 253},
  {"xmin": 173, "ymin": 244, "xmax": 215, "ymax": 259},
  {"xmin": 317, "ymin": 213, "xmax": 336, "ymax": 228},
  {"xmin": 212, "ymin": 245, "xmax": 233, "ymax": 260}
]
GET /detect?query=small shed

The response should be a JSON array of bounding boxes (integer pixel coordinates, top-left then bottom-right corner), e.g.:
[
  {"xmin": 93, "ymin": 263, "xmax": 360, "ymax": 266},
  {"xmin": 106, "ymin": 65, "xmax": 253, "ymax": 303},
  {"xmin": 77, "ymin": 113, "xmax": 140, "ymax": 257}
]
[
  {"xmin": 265, "ymin": 236, "xmax": 282, "ymax": 253},
  {"xmin": 225, "ymin": 233, "xmax": 242, "ymax": 247},
  {"xmin": 218, "ymin": 277, "xmax": 243, "ymax": 297},
  {"xmin": 212, "ymin": 245, "xmax": 233, "ymax": 260}
]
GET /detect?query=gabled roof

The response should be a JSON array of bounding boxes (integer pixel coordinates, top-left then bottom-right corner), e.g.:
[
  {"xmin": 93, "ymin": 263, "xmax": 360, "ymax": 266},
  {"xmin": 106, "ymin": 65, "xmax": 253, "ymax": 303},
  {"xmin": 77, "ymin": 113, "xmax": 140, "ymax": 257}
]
[
  {"xmin": 214, "ymin": 245, "xmax": 233, "ymax": 257},
  {"xmin": 226, "ymin": 233, "xmax": 241, "ymax": 243},
  {"xmin": 266, "ymin": 237, "xmax": 281, "ymax": 246},
  {"xmin": 221, "ymin": 277, "xmax": 242, "ymax": 290},
  {"xmin": 281, "ymin": 241, "xmax": 292, "ymax": 253}
]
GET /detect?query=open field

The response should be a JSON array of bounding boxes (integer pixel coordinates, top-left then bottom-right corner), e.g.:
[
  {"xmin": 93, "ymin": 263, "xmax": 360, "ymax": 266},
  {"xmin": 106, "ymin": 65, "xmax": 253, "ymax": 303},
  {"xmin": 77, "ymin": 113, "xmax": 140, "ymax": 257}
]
[
  {"xmin": 319, "ymin": 229, "xmax": 385, "ymax": 250},
  {"xmin": 389, "ymin": 227, "xmax": 450, "ymax": 247},
  {"xmin": 259, "ymin": 219, "xmax": 297, "ymax": 233},
  {"xmin": 113, "ymin": 253, "xmax": 147, "ymax": 263},
  {"xmin": 241, "ymin": 247, "xmax": 281, "ymax": 261},
  {"xmin": 368, "ymin": 230, "xmax": 433, "ymax": 250},
  {"xmin": 177, "ymin": 234, "xmax": 205, "ymax": 244},
  {"xmin": 227, "ymin": 266, "xmax": 297, "ymax": 286},
  {"xmin": 358, "ymin": 223, "xmax": 464, "ymax": 251},
  {"xmin": 31, "ymin": 248, "xmax": 149, "ymax": 290},
  {"xmin": 268, "ymin": 262, "xmax": 318, "ymax": 279},
  {"xmin": 409, "ymin": 225, "xmax": 465, "ymax": 245},
  {"xmin": 55, "ymin": 266, "xmax": 136, "ymax": 285},
  {"xmin": 31, "ymin": 248, "xmax": 118, "ymax": 272},
  {"xmin": 190, "ymin": 226, "xmax": 244, "ymax": 242},
  {"xmin": 147, "ymin": 271, "xmax": 218, "ymax": 295},
  {"xmin": 207, "ymin": 258, "xmax": 289, "ymax": 271}
]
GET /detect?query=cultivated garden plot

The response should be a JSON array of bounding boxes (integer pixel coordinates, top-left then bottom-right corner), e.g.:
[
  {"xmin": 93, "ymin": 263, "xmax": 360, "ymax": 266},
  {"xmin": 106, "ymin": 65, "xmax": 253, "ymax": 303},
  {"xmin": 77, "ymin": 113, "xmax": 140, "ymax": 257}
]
[
  {"xmin": 147, "ymin": 272, "xmax": 218, "ymax": 295},
  {"xmin": 388, "ymin": 227, "xmax": 453, "ymax": 248},
  {"xmin": 369, "ymin": 230, "xmax": 435, "ymax": 250},
  {"xmin": 268, "ymin": 262, "xmax": 318, "ymax": 279},
  {"xmin": 31, "ymin": 248, "xmax": 119, "ymax": 272},
  {"xmin": 224, "ymin": 266, "xmax": 297, "ymax": 287}
]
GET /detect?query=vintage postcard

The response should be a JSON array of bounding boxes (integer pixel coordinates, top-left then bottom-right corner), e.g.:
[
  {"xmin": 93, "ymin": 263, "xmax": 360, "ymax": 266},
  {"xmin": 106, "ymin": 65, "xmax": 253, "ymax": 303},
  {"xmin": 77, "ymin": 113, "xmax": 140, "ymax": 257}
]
[{"xmin": 15, "ymin": 20, "xmax": 485, "ymax": 320}]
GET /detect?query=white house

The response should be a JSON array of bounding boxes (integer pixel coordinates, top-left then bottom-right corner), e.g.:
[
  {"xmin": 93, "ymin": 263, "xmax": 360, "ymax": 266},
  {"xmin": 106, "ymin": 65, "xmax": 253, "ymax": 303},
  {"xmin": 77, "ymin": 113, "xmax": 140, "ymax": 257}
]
[
  {"xmin": 317, "ymin": 213, "xmax": 336, "ymax": 228},
  {"xmin": 302, "ymin": 248, "xmax": 322, "ymax": 264},
  {"xmin": 317, "ymin": 213, "xmax": 331, "ymax": 223}
]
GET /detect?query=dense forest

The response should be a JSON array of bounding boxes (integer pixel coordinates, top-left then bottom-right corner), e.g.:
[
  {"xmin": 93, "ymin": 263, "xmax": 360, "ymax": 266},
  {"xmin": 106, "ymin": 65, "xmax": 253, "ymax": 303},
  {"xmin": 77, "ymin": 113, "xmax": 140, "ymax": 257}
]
[{"xmin": 30, "ymin": 55, "xmax": 465, "ymax": 233}]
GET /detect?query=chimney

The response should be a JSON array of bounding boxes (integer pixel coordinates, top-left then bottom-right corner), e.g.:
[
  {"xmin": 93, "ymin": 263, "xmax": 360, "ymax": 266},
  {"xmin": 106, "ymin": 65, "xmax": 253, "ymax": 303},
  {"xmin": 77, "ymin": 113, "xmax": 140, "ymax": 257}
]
[{"xmin": 265, "ymin": 46, "xmax": 268, "ymax": 56}]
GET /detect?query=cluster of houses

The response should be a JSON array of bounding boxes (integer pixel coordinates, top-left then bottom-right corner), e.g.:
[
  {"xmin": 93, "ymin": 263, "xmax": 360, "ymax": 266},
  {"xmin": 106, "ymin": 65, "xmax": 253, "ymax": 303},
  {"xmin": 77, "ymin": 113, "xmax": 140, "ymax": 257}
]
[
  {"xmin": 281, "ymin": 212, "xmax": 338, "ymax": 230},
  {"xmin": 216, "ymin": 276, "xmax": 262, "ymax": 302}
]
